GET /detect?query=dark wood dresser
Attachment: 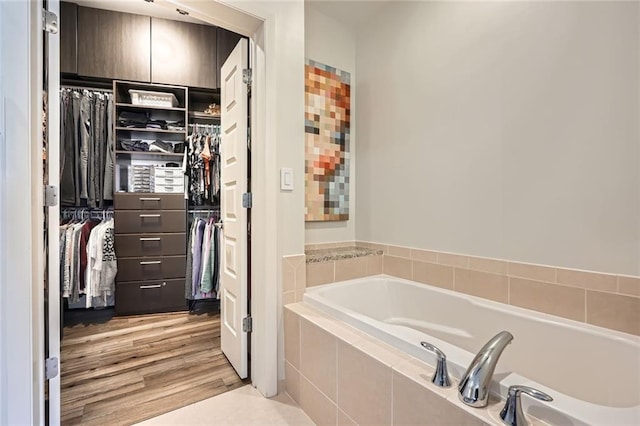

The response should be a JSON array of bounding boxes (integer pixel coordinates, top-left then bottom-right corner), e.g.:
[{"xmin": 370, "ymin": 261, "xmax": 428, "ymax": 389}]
[{"xmin": 113, "ymin": 193, "xmax": 187, "ymax": 315}]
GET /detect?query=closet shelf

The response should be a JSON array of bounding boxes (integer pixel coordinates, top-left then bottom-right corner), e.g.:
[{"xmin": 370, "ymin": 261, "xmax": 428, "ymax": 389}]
[
  {"xmin": 115, "ymin": 150, "xmax": 184, "ymax": 158},
  {"xmin": 115, "ymin": 103, "xmax": 186, "ymax": 112},
  {"xmin": 115, "ymin": 127, "xmax": 186, "ymax": 134},
  {"xmin": 188, "ymin": 112, "xmax": 220, "ymax": 120}
]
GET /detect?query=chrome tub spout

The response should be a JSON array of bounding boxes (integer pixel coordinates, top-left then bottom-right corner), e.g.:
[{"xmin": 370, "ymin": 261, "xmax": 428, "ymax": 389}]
[{"xmin": 458, "ymin": 330, "xmax": 514, "ymax": 408}]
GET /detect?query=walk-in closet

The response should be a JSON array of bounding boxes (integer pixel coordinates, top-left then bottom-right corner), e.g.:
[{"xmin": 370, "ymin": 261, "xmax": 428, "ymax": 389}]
[{"xmin": 55, "ymin": 2, "xmax": 250, "ymax": 424}]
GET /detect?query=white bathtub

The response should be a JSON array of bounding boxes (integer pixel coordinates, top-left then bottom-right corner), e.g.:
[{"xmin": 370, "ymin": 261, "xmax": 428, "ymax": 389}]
[{"xmin": 303, "ymin": 275, "xmax": 640, "ymax": 426}]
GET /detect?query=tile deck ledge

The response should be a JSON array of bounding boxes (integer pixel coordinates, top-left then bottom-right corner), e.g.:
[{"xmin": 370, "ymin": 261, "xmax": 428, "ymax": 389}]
[{"xmin": 305, "ymin": 246, "xmax": 383, "ymax": 263}]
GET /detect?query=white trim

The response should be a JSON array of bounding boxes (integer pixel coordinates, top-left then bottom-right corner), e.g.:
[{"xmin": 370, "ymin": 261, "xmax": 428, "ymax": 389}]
[{"xmin": 0, "ymin": 0, "xmax": 45, "ymax": 423}]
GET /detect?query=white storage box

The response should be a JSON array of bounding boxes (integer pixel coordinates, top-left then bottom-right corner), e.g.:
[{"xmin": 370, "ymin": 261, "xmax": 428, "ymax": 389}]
[
  {"xmin": 154, "ymin": 167, "xmax": 183, "ymax": 178},
  {"xmin": 129, "ymin": 89, "xmax": 179, "ymax": 108},
  {"xmin": 154, "ymin": 184, "xmax": 184, "ymax": 194}
]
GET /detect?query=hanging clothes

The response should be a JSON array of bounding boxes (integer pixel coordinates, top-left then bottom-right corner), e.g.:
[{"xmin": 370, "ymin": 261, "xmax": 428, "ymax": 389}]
[
  {"xmin": 59, "ymin": 88, "xmax": 115, "ymax": 207},
  {"xmin": 185, "ymin": 216, "xmax": 221, "ymax": 300},
  {"xmin": 60, "ymin": 211, "xmax": 117, "ymax": 308},
  {"xmin": 183, "ymin": 125, "xmax": 221, "ymax": 206}
]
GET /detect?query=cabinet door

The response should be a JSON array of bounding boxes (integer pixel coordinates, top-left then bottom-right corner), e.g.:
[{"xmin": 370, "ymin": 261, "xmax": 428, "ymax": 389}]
[
  {"xmin": 60, "ymin": 2, "xmax": 77, "ymax": 74},
  {"xmin": 77, "ymin": 7, "xmax": 151, "ymax": 82},
  {"xmin": 151, "ymin": 18, "xmax": 217, "ymax": 89},
  {"xmin": 217, "ymin": 27, "xmax": 243, "ymax": 74}
]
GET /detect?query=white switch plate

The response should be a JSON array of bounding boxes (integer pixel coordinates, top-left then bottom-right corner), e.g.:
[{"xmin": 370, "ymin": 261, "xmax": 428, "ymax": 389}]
[{"xmin": 280, "ymin": 167, "xmax": 294, "ymax": 191}]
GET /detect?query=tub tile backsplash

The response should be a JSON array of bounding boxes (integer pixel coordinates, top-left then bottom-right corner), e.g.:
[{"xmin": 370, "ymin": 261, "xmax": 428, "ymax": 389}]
[
  {"xmin": 302, "ymin": 241, "xmax": 640, "ymax": 336},
  {"xmin": 509, "ymin": 277, "xmax": 585, "ymax": 322}
]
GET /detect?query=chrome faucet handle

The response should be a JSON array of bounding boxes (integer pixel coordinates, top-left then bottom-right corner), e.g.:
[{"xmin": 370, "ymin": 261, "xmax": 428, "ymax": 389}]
[
  {"xmin": 500, "ymin": 385, "xmax": 553, "ymax": 426},
  {"xmin": 420, "ymin": 341, "xmax": 451, "ymax": 388}
]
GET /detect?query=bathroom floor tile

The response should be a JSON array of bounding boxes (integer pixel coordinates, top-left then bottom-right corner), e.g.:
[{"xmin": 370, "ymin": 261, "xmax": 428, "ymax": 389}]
[{"xmin": 134, "ymin": 385, "xmax": 314, "ymax": 425}]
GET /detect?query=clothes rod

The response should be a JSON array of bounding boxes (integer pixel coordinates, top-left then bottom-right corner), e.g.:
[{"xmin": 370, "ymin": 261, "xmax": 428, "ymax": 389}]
[{"xmin": 61, "ymin": 84, "xmax": 113, "ymax": 93}]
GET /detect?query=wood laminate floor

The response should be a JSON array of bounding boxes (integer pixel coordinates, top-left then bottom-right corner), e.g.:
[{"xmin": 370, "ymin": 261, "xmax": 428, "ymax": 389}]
[{"xmin": 61, "ymin": 309, "xmax": 246, "ymax": 425}]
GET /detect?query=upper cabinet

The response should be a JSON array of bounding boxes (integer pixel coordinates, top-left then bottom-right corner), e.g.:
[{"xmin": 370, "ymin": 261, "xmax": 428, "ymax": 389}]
[
  {"xmin": 60, "ymin": 2, "xmax": 77, "ymax": 74},
  {"xmin": 77, "ymin": 7, "xmax": 151, "ymax": 82},
  {"xmin": 217, "ymin": 27, "xmax": 243, "ymax": 70},
  {"xmin": 151, "ymin": 18, "xmax": 218, "ymax": 90}
]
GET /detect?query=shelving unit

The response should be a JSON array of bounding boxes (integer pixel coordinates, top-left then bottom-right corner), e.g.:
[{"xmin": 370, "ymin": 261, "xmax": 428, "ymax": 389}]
[{"xmin": 115, "ymin": 150, "xmax": 184, "ymax": 158}]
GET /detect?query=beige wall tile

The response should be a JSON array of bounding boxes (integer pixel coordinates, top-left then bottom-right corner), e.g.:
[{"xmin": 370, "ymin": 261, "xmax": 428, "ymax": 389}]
[
  {"xmin": 388, "ymin": 245, "xmax": 412, "ymax": 259},
  {"xmin": 307, "ymin": 261, "xmax": 335, "ymax": 287},
  {"xmin": 587, "ymin": 291, "xmax": 640, "ymax": 336},
  {"xmin": 508, "ymin": 262, "xmax": 556, "ymax": 282},
  {"xmin": 412, "ymin": 261, "xmax": 454, "ymax": 290},
  {"xmin": 353, "ymin": 338, "xmax": 411, "ymax": 368},
  {"xmin": 392, "ymin": 371, "xmax": 483, "ymax": 426},
  {"xmin": 454, "ymin": 268, "xmax": 508, "ymax": 303},
  {"xmin": 368, "ymin": 243, "xmax": 389, "ymax": 254},
  {"xmin": 300, "ymin": 319, "xmax": 337, "ymax": 401},
  {"xmin": 285, "ymin": 361, "xmax": 300, "ymax": 405},
  {"xmin": 335, "ymin": 257, "xmax": 368, "ymax": 282},
  {"xmin": 556, "ymin": 268, "xmax": 617, "ymax": 292},
  {"xmin": 334, "ymin": 241, "xmax": 356, "ymax": 248},
  {"xmin": 618, "ymin": 276, "xmax": 640, "ymax": 297},
  {"xmin": 437, "ymin": 252, "xmax": 469, "ymax": 268},
  {"xmin": 383, "ymin": 255, "xmax": 412, "ymax": 280},
  {"xmin": 284, "ymin": 253, "xmax": 306, "ymax": 266},
  {"xmin": 366, "ymin": 255, "xmax": 383, "ymax": 275},
  {"xmin": 411, "ymin": 248, "xmax": 438, "ymax": 263},
  {"xmin": 282, "ymin": 258, "xmax": 296, "ymax": 293},
  {"xmin": 337, "ymin": 409, "xmax": 357, "ymax": 426},
  {"xmin": 337, "ymin": 341, "xmax": 392, "ymax": 425},
  {"xmin": 295, "ymin": 290, "xmax": 304, "ymax": 303},
  {"xmin": 295, "ymin": 260, "xmax": 307, "ymax": 290},
  {"xmin": 300, "ymin": 375, "xmax": 337, "ymax": 426},
  {"xmin": 284, "ymin": 308, "xmax": 300, "ymax": 369},
  {"xmin": 468, "ymin": 257, "xmax": 507, "ymax": 274},
  {"xmin": 283, "ymin": 291, "xmax": 295, "ymax": 306},
  {"xmin": 509, "ymin": 277, "xmax": 585, "ymax": 322}
]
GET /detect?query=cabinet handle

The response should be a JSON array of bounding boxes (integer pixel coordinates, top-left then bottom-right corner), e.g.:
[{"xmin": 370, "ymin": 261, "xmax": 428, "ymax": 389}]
[
  {"xmin": 139, "ymin": 284, "xmax": 162, "ymax": 289},
  {"xmin": 139, "ymin": 197, "xmax": 161, "ymax": 201},
  {"xmin": 139, "ymin": 214, "xmax": 161, "ymax": 218},
  {"xmin": 139, "ymin": 237, "xmax": 161, "ymax": 242},
  {"xmin": 140, "ymin": 260, "xmax": 162, "ymax": 265}
]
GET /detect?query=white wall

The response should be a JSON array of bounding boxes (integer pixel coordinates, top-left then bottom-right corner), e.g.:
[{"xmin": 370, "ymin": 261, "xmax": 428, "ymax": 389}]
[
  {"xmin": 356, "ymin": 1, "xmax": 640, "ymax": 275},
  {"xmin": 304, "ymin": 4, "xmax": 357, "ymax": 244}
]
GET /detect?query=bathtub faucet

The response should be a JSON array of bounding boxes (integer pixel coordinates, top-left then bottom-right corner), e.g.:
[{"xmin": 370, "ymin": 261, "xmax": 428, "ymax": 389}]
[{"xmin": 458, "ymin": 330, "xmax": 514, "ymax": 408}]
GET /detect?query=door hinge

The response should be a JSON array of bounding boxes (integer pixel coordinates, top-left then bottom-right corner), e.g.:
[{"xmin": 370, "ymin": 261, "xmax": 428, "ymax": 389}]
[
  {"xmin": 44, "ymin": 185, "xmax": 58, "ymax": 207},
  {"xmin": 243, "ymin": 68, "xmax": 252, "ymax": 86},
  {"xmin": 242, "ymin": 192, "xmax": 252, "ymax": 209},
  {"xmin": 45, "ymin": 357, "xmax": 59, "ymax": 380},
  {"xmin": 242, "ymin": 316, "xmax": 252, "ymax": 333},
  {"xmin": 42, "ymin": 9, "xmax": 58, "ymax": 34}
]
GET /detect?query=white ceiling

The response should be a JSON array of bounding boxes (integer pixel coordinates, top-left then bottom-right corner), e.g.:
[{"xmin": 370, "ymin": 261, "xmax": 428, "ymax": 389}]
[{"xmin": 306, "ymin": 0, "xmax": 391, "ymax": 30}]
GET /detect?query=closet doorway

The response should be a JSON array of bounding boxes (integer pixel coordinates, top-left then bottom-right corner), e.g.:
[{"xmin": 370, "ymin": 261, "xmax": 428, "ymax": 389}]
[{"xmin": 44, "ymin": 1, "xmax": 257, "ymax": 424}]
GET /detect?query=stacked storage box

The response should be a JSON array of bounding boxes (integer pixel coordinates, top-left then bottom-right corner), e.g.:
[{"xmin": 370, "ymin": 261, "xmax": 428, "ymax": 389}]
[
  {"xmin": 127, "ymin": 165, "xmax": 153, "ymax": 192},
  {"xmin": 153, "ymin": 166, "xmax": 185, "ymax": 193}
]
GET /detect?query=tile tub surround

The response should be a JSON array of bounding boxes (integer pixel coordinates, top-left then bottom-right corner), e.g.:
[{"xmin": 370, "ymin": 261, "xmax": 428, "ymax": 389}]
[
  {"xmin": 282, "ymin": 254, "xmax": 307, "ymax": 305},
  {"xmin": 284, "ymin": 302, "xmax": 549, "ymax": 426},
  {"xmin": 304, "ymin": 245, "xmax": 384, "ymax": 288},
  {"xmin": 348, "ymin": 242, "xmax": 640, "ymax": 337}
]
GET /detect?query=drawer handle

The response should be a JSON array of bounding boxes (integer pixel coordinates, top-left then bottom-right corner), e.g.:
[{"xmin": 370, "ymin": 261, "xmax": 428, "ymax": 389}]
[
  {"xmin": 139, "ymin": 214, "xmax": 161, "ymax": 218},
  {"xmin": 140, "ymin": 260, "xmax": 162, "ymax": 265},
  {"xmin": 139, "ymin": 197, "xmax": 161, "ymax": 202},
  {"xmin": 139, "ymin": 283, "xmax": 165, "ymax": 289},
  {"xmin": 139, "ymin": 237, "xmax": 161, "ymax": 242}
]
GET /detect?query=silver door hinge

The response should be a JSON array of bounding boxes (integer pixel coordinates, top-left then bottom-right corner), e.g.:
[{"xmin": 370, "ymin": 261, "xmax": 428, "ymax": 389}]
[
  {"xmin": 242, "ymin": 316, "xmax": 252, "ymax": 333},
  {"xmin": 242, "ymin": 192, "xmax": 252, "ymax": 209},
  {"xmin": 44, "ymin": 185, "xmax": 58, "ymax": 206},
  {"xmin": 45, "ymin": 357, "xmax": 59, "ymax": 380},
  {"xmin": 42, "ymin": 10, "xmax": 58, "ymax": 34},
  {"xmin": 243, "ymin": 68, "xmax": 252, "ymax": 86}
]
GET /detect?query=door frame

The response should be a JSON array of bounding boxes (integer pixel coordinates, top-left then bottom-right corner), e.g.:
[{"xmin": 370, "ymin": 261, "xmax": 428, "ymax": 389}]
[{"xmin": 0, "ymin": 0, "xmax": 285, "ymax": 422}]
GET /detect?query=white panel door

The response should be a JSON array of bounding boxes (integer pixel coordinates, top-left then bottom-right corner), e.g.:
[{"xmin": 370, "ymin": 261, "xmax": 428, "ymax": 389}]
[{"xmin": 220, "ymin": 38, "xmax": 249, "ymax": 379}]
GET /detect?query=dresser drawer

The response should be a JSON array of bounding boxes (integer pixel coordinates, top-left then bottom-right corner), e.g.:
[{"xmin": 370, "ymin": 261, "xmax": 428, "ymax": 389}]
[
  {"xmin": 114, "ymin": 193, "xmax": 185, "ymax": 210},
  {"xmin": 115, "ymin": 279, "xmax": 186, "ymax": 316},
  {"xmin": 116, "ymin": 255, "xmax": 186, "ymax": 282},
  {"xmin": 115, "ymin": 233, "xmax": 186, "ymax": 257},
  {"xmin": 115, "ymin": 210, "xmax": 186, "ymax": 234}
]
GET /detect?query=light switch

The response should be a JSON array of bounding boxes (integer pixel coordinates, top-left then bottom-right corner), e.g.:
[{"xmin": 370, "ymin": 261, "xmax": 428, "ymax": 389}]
[{"xmin": 281, "ymin": 167, "xmax": 294, "ymax": 191}]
